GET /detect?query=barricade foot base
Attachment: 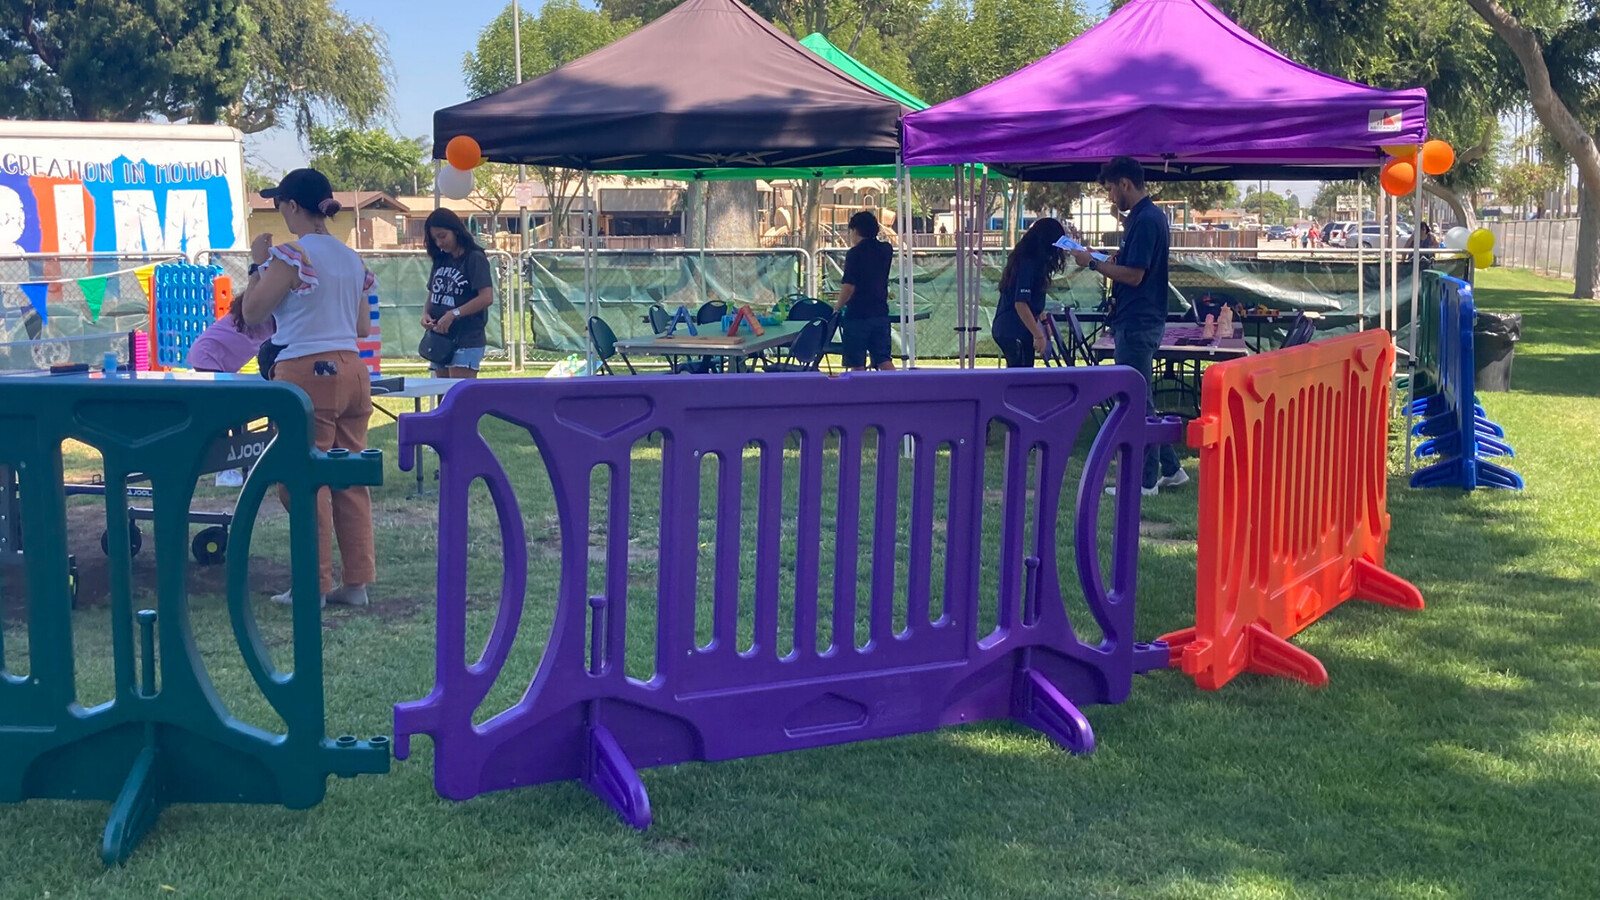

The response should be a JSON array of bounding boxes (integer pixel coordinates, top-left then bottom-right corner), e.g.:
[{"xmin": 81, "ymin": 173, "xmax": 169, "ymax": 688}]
[
  {"xmin": 1132, "ymin": 640, "xmax": 1172, "ymax": 674},
  {"xmin": 1351, "ymin": 558, "xmax": 1424, "ymax": 610},
  {"xmin": 1476, "ymin": 460, "xmax": 1525, "ymax": 491},
  {"xmin": 584, "ymin": 722, "xmax": 652, "ymax": 830},
  {"xmin": 1243, "ymin": 624, "xmax": 1329, "ymax": 688},
  {"xmin": 1013, "ymin": 668, "xmax": 1095, "ymax": 754},
  {"xmin": 101, "ymin": 742, "xmax": 167, "ymax": 867}
]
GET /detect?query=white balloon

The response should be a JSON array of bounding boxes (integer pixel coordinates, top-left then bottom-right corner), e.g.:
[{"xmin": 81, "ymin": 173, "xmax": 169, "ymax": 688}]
[
  {"xmin": 1443, "ymin": 226, "xmax": 1471, "ymax": 251},
  {"xmin": 437, "ymin": 164, "xmax": 475, "ymax": 200}
]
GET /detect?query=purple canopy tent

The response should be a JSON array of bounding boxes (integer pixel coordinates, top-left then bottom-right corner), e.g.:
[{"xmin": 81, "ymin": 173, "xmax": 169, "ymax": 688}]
[
  {"xmin": 900, "ymin": 0, "xmax": 1427, "ymax": 181},
  {"xmin": 899, "ymin": 0, "xmax": 1431, "ymax": 369}
]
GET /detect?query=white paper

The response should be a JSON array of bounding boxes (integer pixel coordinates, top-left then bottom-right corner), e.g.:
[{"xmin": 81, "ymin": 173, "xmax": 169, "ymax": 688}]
[{"xmin": 1053, "ymin": 235, "xmax": 1109, "ymax": 262}]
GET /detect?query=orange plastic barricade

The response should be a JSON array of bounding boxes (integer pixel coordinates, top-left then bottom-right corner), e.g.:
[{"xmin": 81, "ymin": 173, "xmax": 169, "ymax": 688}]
[{"xmin": 1160, "ymin": 331, "xmax": 1424, "ymax": 689}]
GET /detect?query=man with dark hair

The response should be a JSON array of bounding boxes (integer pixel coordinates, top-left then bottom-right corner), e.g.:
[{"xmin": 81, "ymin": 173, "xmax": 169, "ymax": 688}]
[
  {"xmin": 834, "ymin": 210, "xmax": 896, "ymax": 370},
  {"xmin": 1069, "ymin": 156, "xmax": 1185, "ymax": 496}
]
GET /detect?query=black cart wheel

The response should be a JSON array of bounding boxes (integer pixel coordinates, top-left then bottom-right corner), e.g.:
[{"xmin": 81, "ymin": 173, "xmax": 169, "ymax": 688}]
[
  {"xmin": 192, "ymin": 526, "xmax": 228, "ymax": 565},
  {"xmin": 100, "ymin": 524, "xmax": 143, "ymax": 557}
]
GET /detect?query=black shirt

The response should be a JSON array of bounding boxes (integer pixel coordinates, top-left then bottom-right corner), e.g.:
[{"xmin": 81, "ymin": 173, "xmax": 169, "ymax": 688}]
[
  {"xmin": 992, "ymin": 255, "xmax": 1046, "ymax": 335},
  {"xmin": 427, "ymin": 249, "xmax": 495, "ymax": 348},
  {"xmin": 1106, "ymin": 196, "xmax": 1170, "ymax": 334},
  {"xmin": 840, "ymin": 238, "xmax": 893, "ymax": 319}
]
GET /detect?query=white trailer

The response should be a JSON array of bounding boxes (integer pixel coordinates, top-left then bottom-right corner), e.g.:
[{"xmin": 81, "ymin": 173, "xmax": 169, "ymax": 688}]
[{"xmin": 0, "ymin": 121, "xmax": 248, "ymax": 257}]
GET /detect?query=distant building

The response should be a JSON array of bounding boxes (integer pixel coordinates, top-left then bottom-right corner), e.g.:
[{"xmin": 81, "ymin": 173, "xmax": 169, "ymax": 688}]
[{"xmin": 248, "ymin": 192, "xmax": 410, "ymax": 250}]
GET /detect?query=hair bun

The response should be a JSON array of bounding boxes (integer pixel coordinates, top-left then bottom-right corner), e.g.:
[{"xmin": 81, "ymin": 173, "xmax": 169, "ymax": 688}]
[{"xmin": 318, "ymin": 198, "xmax": 342, "ymax": 216}]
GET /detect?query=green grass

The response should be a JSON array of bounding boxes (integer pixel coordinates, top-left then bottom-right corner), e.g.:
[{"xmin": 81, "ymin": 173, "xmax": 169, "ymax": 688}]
[{"xmin": 3, "ymin": 267, "xmax": 1600, "ymax": 898}]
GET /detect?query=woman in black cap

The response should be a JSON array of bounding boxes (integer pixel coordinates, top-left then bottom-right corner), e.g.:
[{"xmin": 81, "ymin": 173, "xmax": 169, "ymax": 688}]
[{"xmin": 240, "ymin": 168, "xmax": 377, "ymax": 610}]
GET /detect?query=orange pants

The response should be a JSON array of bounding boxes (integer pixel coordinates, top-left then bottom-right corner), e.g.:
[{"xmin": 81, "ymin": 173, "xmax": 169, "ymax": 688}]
[{"xmin": 272, "ymin": 350, "xmax": 375, "ymax": 593}]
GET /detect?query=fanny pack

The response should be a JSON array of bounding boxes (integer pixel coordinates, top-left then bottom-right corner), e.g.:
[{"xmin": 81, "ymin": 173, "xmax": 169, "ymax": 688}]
[
  {"xmin": 257, "ymin": 340, "xmax": 285, "ymax": 379},
  {"xmin": 418, "ymin": 329, "xmax": 457, "ymax": 366}
]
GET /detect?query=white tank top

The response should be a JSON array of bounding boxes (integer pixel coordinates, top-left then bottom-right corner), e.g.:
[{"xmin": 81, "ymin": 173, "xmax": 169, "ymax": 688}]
[{"xmin": 265, "ymin": 233, "xmax": 375, "ymax": 361}]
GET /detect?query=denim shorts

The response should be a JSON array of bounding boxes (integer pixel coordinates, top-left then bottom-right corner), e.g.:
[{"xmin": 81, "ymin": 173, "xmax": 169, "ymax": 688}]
[{"xmin": 435, "ymin": 345, "xmax": 485, "ymax": 372}]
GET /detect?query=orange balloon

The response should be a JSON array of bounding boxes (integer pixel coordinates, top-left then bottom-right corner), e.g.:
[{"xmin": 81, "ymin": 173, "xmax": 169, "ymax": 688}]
[
  {"xmin": 1381, "ymin": 144, "xmax": 1417, "ymax": 160},
  {"xmin": 1420, "ymin": 139, "xmax": 1455, "ymax": 176},
  {"xmin": 445, "ymin": 135, "xmax": 483, "ymax": 170},
  {"xmin": 1381, "ymin": 159, "xmax": 1416, "ymax": 196}
]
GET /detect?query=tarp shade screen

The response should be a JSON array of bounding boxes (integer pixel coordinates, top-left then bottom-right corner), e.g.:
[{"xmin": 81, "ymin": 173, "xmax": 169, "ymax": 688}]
[
  {"xmin": 901, "ymin": 0, "xmax": 1429, "ymax": 181},
  {"xmin": 433, "ymin": 0, "xmax": 906, "ymax": 171},
  {"xmin": 618, "ymin": 33, "xmax": 962, "ymax": 182}
]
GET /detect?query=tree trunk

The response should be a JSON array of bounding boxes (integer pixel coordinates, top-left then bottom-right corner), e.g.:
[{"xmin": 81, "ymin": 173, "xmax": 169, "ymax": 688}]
[
  {"xmin": 702, "ymin": 182, "xmax": 759, "ymax": 247},
  {"xmin": 684, "ymin": 181, "xmax": 706, "ymax": 248},
  {"xmin": 1424, "ymin": 181, "xmax": 1477, "ymax": 230},
  {"xmin": 1576, "ymin": 180, "xmax": 1600, "ymax": 299}
]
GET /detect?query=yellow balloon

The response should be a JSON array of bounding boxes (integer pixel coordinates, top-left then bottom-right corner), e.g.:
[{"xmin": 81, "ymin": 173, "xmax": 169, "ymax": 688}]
[
  {"xmin": 1382, "ymin": 144, "xmax": 1418, "ymax": 159},
  {"xmin": 1466, "ymin": 228, "xmax": 1495, "ymax": 255},
  {"xmin": 1473, "ymin": 250, "xmax": 1494, "ymax": 269}
]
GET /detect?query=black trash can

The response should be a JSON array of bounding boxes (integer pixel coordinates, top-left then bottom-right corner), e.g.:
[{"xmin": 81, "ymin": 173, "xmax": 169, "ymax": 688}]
[{"xmin": 1473, "ymin": 310, "xmax": 1521, "ymax": 392}]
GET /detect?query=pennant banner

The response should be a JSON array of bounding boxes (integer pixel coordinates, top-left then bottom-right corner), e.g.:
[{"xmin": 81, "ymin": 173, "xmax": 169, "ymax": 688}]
[
  {"xmin": 79, "ymin": 276, "xmax": 107, "ymax": 322},
  {"xmin": 19, "ymin": 282, "xmax": 48, "ymax": 325}
]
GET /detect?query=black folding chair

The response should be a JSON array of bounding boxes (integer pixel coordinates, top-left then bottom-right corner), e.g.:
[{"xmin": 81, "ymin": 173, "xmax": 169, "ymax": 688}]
[
  {"xmin": 588, "ymin": 316, "xmax": 636, "ymax": 375},
  {"xmin": 763, "ymin": 318, "xmax": 831, "ymax": 372},
  {"xmin": 786, "ymin": 297, "xmax": 832, "ymax": 322},
  {"xmin": 1281, "ymin": 312, "xmax": 1317, "ymax": 349}
]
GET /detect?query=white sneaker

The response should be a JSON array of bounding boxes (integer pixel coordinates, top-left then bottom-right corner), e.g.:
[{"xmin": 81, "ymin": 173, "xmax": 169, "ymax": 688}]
[
  {"xmin": 214, "ymin": 469, "xmax": 245, "ymax": 487},
  {"xmin": 325, "ymin": 584, "xmax": 370, "ymax": 607},
  {"xmin": 271, "ymin": 589, "xmax": 326, "ymax": 609},
  {"xmin": 1156, "ymin": 468, "xmax": 1190, "ymax": 489},
  {"xmin": 1106, "ymin": 484, "xmax": 1160, "ymax": 497}
]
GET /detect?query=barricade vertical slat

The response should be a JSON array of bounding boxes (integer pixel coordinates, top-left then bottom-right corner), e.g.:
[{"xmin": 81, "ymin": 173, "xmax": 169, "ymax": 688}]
[
  {"xmin": 104, "ymin": 468, "xmax": 138, "ymax": 703},
  {"xmin": 869, "ymin": 433, "xmax": 899, "ymax": 647},
  {"xmin": 713, "ymin": 451, "xmax": 741, "ymax": 653},
  {"xmin": 605, "ymin": 460, "xmax": 630, "ymax": 675},
  {"xmin": 1162, "ymin": 332, "xmax": 1424, "ymax": 690},
  {"xmin": 660, "ymin": 433, "xmax": 697, "ymax": 680},
  {"xmin": 831, "ymin": 428, "xmax": 862, "ymax": 654},
  {"xmin": 905, "ymin": 438, "xmax": 935, "ymax": 630},
  {"xmin": 994, "ymin": 428, "xmax": 1027, "ymax": 640},
  {"xmin": 394, "ymin": 371, "xmax": 1176, "ymax": 825},
  {"xmin": 794, "ymin": 428, "xmax": 824, "ymax": 658},
  {"xmin": 753, "ymin": 443, "xmax": 782, "ymax": 657}
]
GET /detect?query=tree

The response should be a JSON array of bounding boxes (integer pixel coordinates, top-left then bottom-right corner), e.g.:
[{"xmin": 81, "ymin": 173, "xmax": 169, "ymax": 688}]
[
  {"xmin": 245, "ymin": 166, "xmax": 279, "ymax": 194},
  {"xmin": 1463, "ymin": 0, "xmax": 1600, "ymax": 296},
  {"xmin": 1312, "ymin": 181, "xmax": 1362, "ymax": 221},
  {"xmin": 1209, "ymin": 0, "xmax": 1516, "ymax": 231},
  {"xmin": 205, "ymin": 0, "xmax": 392, "ymax": 137},
  {"xmin": 911, "ymin": 0, "xmax": 1089, "ymax": 104},
  {"xmin": 462, "ymin": 1, "xmax": 638, "ymax": 243},
  {"xmin": 0, "ymin": 0, "xmax": 246, "ymax": 121},
  {"xmin": 307, "ymin": 127, "xmax": 432, "ymax": 196},
  {"xmin": 1496, "ymin": 159, "xmax": 1564, "ymax": 213},
  {"xmin": 1152, "ymin": 182, "xmax": 1239, "ymax": 215}
]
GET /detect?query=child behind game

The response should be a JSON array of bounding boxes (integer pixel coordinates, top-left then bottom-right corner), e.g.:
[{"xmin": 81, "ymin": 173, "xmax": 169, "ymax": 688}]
[{"xmin": 188, "ymin": 305, "xmax": 276, "ymax": 374}]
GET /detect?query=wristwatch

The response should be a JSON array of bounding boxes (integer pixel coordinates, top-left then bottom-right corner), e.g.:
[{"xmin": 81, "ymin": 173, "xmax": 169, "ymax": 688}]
[
  {"xmin": 247, "ymin": 262, "xmax": 260, "ymax": 276},
  {"xmin": 1088, "ymin": 258, "xmax": 1099, "ymax": 273}
]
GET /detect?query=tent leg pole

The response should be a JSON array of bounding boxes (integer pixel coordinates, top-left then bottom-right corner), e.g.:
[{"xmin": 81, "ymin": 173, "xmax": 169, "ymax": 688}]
[
  {"xmin": 1357, "ymin": 180, "xmax": 1365, "ymax": 333},
  {"xmin": 1405, "ymin": 148, "xmax": 1425, "ymax": 474}
]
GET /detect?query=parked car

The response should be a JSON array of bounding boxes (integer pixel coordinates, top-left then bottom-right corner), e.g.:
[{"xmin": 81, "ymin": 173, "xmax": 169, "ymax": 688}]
[
  {"xmin": 1344, "ymin": 223, "xmax": 1413, "ymax": 249},
  {"xmin": 1266, "ymin": 225, "xmax": 1294, "ymax": 241},
  {"xmin": 1324, "ymin": 221, "xmax": 1358, "ymax": 246}
]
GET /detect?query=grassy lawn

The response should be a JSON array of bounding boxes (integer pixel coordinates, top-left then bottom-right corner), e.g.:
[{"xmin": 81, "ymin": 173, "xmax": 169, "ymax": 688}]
[{"xmin": 3, "ymin": 267, "xmax": 1598, "ymax": 898}]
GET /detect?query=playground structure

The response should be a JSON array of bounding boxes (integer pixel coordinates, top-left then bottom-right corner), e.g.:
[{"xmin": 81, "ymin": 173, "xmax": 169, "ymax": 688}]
[{"xmin": 0, "ymin": 373, "xmax": 390, "ymax": 865}]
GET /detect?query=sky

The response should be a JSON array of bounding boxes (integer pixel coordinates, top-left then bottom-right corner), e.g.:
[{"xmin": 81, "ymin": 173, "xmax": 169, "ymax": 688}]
[
  {"xmin": 250, "ymin": 0, "xmax": 1326, "ymax": 208},
  {"xmin": 248, "ymin": 0, "xmax": 486, "ymax": 177}
]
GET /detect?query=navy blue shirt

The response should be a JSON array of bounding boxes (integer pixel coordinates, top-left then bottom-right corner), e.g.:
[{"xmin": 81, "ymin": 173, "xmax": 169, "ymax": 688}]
[
  {"xmin": 840, "ymin": 239, "xmax": 893, "ymax": 319},
  {"xmin": 993, "ymin": 256, "xmax": 1046, "ymax": 335},
  {"xmin": 1106, "ymin": 196, "xmax": 1169, "ymax": 334}
]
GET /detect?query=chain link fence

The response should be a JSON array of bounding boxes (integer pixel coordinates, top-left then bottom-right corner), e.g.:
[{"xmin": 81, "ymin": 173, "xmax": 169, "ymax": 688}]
[{"xmin": 0, "ymin": 253, "xmax": 182, "ymax": 372}]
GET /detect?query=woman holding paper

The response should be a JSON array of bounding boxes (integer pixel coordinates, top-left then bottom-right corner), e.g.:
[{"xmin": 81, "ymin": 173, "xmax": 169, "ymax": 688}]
[{"xmin": 991, "ymin": 217, "xmax": 1067, "ymax": 367}]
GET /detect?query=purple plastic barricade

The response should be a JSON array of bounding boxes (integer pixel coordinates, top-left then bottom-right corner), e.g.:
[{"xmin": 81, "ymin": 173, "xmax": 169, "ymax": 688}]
[{"xmin": 394, "ymin": 370, "xmax": 1177, "ymax": 828}]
